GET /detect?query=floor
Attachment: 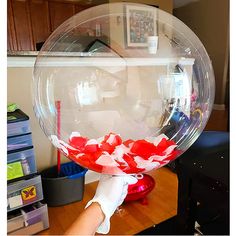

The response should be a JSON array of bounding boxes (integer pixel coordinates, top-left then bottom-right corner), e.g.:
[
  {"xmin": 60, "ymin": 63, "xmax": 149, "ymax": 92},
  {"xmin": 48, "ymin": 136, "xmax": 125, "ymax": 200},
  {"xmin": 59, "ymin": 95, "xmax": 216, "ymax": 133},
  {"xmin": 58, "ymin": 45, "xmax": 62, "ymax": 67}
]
[
  {"xmin": 41, "ymin": 168, "xmax": 178, "ymax": 235},
  {"xmin": 40, "ymin": 109, "xmax": 229, "ymax": 235}
]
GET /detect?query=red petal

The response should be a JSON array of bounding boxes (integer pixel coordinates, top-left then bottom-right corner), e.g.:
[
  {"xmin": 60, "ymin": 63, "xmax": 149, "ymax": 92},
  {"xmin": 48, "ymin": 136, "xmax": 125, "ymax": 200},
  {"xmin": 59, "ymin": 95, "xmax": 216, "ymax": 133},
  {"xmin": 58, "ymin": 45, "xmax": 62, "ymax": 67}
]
[
  {"xmin": 155, "ymin": 138, "xmax": 175, "ymax": 155},
  {"xmin": 123, "ymin": 154, "xmax": 137, "ymax": 168},
  {"xmin": 168, "ymin": 140, "xmax": 176, "ymax": 146},
  {"xmin": 123, "ymin": 139, "xmax": 134, "ymax": 147},
  {"xmin": 114, "ymin": 135, "xmax": 122, "ymax": 146},
  {"xmin": 163, "ymin": 149, "xmax": 180, "ymax": 161},
  {"xmin": 100, "ymin": 142, "xmax": 115, "ymax": 154},
  {"xmin": 91, "ymin": 150, "xmax": 104, "ymax": 161},
  {"xmin": 69, "ymin": 136, "xmax": 88, "ymax": 150},
  {"xmin": 84, "ymin": 144, "xmax": 100, "ymax": 153},
  {"xmin": 103, "ymin": 133, "xmax": 122, "ymax": 146},
  {"xmin": 123, "ymin": 166, "xmax": 145, "ymax": 174},
  {"xmin": 130, "ymin": 140, "xmax": 157, "ymax": 159},
  {"xmin": 89, "ymin": 164, "xmax": 103, "ymax": 173},
  {"xmin": 74, "ymin": 153, "xmax": 90, "ymax": 164},
  {"xmin": 67, "ymin": 148, "xmax": 81, "ymax": 156}
]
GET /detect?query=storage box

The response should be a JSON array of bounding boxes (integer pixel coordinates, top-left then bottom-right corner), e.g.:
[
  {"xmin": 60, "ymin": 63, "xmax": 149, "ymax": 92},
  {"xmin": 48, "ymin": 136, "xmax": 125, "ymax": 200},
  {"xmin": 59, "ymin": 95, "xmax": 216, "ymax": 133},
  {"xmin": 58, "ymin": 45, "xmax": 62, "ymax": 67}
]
[
  {"xmin": 7, "ymin": 202, "xmax": 49, "ymax": 234},
  {"xmin": 22, "ymin": 202, "xmax": 49, "ymax": 228},
  {"xmin": 7, "ymin": 175, "xmax": 44, "ymax": 212},
  {"xmin": 7, "ymin": 133, "xmax": 33, "ymax": 152},
  {"xmin": 7, "ymin": 147, "xmax": 37, "ymax": 181},
  {"xmin": 7, "ymin": 109, "xmax": 31, "ymax": 137}
]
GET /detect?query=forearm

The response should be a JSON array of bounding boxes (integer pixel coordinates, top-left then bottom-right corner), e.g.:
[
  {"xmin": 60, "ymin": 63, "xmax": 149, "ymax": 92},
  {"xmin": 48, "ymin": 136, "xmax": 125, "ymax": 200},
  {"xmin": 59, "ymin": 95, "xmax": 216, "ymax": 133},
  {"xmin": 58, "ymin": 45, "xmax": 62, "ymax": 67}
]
[{"xmin": 65, "ymin": 202, "xmax": 105, "ymax": 235}]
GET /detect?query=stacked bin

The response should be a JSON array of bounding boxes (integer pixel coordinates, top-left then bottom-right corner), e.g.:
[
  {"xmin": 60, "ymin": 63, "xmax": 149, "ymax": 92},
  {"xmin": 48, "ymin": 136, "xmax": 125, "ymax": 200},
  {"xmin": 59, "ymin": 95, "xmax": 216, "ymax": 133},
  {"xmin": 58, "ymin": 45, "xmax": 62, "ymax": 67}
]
[{"xmin": 7, "ymin": 109, "xmax": 49, "ymax": 234}]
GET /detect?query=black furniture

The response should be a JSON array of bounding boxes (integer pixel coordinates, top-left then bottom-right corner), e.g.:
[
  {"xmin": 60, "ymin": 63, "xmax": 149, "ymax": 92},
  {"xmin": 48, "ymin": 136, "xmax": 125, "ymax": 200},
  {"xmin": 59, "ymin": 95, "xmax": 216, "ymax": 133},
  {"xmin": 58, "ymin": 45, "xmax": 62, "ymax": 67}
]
[
  {"xmin": 137, "ymin": 131, "xmax": 229, "ymax": 235},
  {"xmin": 175, "ymin": 131, "xmax": 229, "ymax": 235}
]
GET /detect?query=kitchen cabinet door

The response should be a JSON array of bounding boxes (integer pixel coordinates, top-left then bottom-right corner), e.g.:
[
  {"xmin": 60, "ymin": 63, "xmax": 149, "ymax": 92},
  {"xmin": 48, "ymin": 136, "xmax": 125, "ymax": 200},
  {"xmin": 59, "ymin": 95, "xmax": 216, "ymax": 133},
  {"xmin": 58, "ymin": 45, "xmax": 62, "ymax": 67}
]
[
  {"xmin": 10, "ymin": 0, "xmax": 34, "ymax": 50},
  {"xmin": 49, "ymin": 1, "xmax": 75, "ymax": 31},
  {"xmin": 29, "ymin": 0, "xmax": 51, "ymax": 49},
  {"xmin": 7, "ymin": 0, "xmax": 18, "ymax": 51}
]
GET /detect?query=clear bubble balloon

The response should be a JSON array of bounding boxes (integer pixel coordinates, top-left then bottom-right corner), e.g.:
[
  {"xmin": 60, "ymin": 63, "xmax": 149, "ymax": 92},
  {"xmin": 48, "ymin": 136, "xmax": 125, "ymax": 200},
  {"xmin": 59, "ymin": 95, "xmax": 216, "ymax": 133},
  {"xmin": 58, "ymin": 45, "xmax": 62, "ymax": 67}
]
[{"xmin": 32, "ymin": 3, "xmax": 215, "ymax": 175}]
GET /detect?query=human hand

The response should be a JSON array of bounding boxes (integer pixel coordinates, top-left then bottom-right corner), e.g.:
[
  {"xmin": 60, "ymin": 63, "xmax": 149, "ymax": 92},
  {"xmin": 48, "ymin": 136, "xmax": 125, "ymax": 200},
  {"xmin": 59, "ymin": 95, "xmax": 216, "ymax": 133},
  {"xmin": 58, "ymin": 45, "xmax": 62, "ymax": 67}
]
[{"xmin": 85, "ymin": 174, "xmax": 137, "ymax": 234}]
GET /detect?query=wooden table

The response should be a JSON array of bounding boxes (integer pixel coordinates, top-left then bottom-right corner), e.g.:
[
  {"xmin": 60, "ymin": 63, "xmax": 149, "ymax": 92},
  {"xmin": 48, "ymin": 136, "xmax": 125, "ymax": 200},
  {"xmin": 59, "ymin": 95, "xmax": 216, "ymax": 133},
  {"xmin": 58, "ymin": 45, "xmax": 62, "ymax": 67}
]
[{"xmin": 41, "ymin": 167, "xmax": 178, "ymax": 235}]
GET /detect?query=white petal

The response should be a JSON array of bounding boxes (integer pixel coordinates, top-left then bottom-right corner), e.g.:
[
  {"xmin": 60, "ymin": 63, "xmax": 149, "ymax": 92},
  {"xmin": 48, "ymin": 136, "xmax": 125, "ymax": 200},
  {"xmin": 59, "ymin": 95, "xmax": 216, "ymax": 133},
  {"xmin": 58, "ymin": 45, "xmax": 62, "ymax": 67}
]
[
  {"xmin": 50, "ymin": 135, "xmax": 61, "ymax": 148},
  {"xmin": 54, "ymin": 141, "xmax": 69, "ymax": 156},
  {"xmin": 151, "ymin": 154, "xmax": 168, "ymax": 161},
  {"xmin": 144, "ymin": 162, "xmax": 160, "ymax": 172},
  {"xmin": 163, "ymin": 145, "xmax": 177, "ymax": 155},
  {"xmin": 60, "ymin": 140, "xmax": 78, "ymax": 150},
  {"xmin": 86, "ymin": 139, "xmax": 98, "ymax": 145},
  {"xmin": 60, "ymin": 145, "xmax": 69, "ymax": 156},
  {"xmin": 106, "ymin": 134, "xmax": 117, "ymax": 145},
  {"xmin": 69, "ymin": 132, "xmax": 81, "ymax": 140},
  {"xmin": 154, "ymin": 134, "xmax": 169, "ymax": 146},
  {"xmin": 112, "ymin": 144, "xmax": 130, "ymax": 163},
  {"xmin": 134, "ymin": 156, "xmax": 160, "ymax": 170},
  {"xmin": 145, "ymin": 134, "xmax": 169, "ymax": 145},
  {"xmin": 96, "ymin": 154, "xmax": 119, "ymax": 167}
]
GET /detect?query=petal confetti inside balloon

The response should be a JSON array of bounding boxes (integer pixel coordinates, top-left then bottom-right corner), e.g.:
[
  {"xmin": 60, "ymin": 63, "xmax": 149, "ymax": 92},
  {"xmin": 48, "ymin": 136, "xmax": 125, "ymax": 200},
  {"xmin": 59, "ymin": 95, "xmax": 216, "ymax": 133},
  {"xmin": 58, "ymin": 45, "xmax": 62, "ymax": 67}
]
[{"xmin": 32, "ymin": 3, "xmax": 215, "ymax": 175}]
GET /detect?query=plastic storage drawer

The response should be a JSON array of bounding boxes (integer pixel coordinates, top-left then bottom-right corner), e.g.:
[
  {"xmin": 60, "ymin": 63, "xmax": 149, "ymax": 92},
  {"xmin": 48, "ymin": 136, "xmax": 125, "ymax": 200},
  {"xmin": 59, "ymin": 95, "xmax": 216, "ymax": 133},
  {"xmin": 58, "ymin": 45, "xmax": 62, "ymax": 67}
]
[
  {"xmin": 8, "ymin": 203, "xmax": 49, "ymax": 235},
  {"xmin": 7, "ymin": 120, "xmax": 31, "ymax": 137},
  {"xmin": 7, "ymin": 175, "xmax": 44, "ymax": 212},
  {"xmin": 7, "ymin": 109, "xmax": 31, "ymax": 137},
  {"xmin": 7, "ymin": 133, "xmax": 33, "ymax": 152},
  {"xmin": 7, "ymin": 214, "xmax": 24, "ymax": 233},
  {"xmin": 7, "ymin": 148, "xmax": 37, "ymax": 181}
]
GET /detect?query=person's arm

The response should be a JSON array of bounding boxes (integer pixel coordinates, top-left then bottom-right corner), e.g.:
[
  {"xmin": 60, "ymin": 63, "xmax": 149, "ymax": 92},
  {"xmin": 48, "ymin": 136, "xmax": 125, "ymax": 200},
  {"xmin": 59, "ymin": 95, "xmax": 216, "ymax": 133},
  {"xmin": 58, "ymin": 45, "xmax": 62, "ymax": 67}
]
[
  {"xmin": 65, "ymin": 175, "xmax": 137, "ymax": 235},
  {"xmin": 65, "ymin": 202, "xmax": 104, "ymax": 235}
]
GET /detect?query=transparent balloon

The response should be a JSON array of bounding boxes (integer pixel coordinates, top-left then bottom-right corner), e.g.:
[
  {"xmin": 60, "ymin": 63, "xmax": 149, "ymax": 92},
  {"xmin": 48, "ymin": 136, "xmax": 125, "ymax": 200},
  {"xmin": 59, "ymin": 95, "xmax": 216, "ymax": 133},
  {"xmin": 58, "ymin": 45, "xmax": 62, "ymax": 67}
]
[{"xmin": 32, "ymin": 3, "xmax": 215, "ymax": 175}]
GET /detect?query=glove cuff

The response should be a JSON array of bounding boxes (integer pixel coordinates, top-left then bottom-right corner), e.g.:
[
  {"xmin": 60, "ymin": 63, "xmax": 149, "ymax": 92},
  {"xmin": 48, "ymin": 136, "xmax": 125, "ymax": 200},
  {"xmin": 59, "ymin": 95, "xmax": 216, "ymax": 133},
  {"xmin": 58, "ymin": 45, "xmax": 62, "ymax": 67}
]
[{"xmin": 85, "ymin": 198, "xmax": 112, "ymax": 234}]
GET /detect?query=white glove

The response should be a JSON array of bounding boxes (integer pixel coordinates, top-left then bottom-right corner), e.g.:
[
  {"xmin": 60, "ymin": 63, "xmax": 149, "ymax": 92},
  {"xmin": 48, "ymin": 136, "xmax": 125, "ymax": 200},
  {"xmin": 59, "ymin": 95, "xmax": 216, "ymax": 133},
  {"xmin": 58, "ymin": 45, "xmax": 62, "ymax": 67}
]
[{"xmin": 85, "ymin": 174, "xmax": 138, "ymax": 234}]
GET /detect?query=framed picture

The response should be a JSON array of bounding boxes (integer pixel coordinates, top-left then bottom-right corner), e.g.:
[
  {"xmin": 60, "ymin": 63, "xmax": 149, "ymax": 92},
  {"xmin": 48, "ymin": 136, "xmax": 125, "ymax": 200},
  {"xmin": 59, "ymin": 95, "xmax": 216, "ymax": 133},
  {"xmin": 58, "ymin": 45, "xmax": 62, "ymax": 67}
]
[{"xmin": 125, "ymin": 4, "xmax": 157, "ymax": 47}]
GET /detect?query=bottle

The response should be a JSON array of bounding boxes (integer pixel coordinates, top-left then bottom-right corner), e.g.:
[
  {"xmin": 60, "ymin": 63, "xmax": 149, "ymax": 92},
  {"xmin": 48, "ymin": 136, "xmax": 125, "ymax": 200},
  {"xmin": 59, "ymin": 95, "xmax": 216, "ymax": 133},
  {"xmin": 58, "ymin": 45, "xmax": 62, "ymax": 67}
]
[{"xmin": 21, "ymin": 157, "xmax": 31, "ymax": 175}]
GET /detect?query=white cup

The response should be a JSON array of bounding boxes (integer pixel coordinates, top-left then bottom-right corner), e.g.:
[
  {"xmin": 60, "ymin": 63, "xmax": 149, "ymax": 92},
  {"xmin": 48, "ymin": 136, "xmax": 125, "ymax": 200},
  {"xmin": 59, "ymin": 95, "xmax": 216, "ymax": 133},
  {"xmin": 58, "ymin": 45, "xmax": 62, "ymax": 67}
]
[{"xmin": 148, "ymin": 36, "xmax": 159, "ymax": 54}]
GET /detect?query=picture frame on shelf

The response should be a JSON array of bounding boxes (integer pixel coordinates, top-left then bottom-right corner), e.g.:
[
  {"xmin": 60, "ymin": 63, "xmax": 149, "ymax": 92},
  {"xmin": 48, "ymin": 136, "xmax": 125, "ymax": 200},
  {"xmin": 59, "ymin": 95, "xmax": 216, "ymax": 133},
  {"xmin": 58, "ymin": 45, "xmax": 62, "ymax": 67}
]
[{"xmin": 125, "ymin": 4, "xmax": 157, "ymax": 47}]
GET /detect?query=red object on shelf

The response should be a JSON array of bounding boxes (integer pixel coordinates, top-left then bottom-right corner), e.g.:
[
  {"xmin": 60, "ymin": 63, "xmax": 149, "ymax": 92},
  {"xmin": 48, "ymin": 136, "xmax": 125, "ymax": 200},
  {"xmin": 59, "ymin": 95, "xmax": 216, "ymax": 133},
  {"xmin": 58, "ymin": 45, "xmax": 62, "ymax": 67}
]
[{"xmin": 125, "ymin": 174, "xmax": 155, "ymax": 204}]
